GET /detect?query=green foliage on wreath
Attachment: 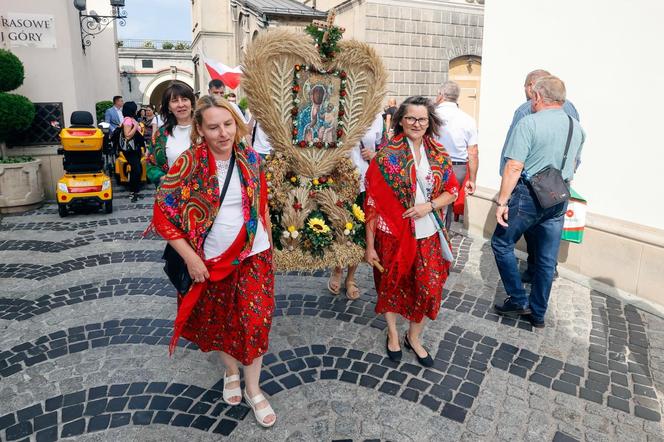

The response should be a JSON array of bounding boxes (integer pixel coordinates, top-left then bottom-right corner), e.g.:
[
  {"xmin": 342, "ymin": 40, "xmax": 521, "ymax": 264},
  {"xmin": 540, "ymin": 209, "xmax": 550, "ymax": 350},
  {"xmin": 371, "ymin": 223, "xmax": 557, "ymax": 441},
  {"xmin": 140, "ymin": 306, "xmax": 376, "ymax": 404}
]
[
  {"xmin": 305, "ymin": 24, "xmax": 343, "ymax": 59},
  {"xmin": 351, "ymin": 220, "xmax": 366, "ymax": 248},
  {"xmin": 303, "ymin": 210, "xmax": 334, "ymax": 257},
  {"xmin": 271, "ymin": 212, "xmax": 284, "ymax": 251}
]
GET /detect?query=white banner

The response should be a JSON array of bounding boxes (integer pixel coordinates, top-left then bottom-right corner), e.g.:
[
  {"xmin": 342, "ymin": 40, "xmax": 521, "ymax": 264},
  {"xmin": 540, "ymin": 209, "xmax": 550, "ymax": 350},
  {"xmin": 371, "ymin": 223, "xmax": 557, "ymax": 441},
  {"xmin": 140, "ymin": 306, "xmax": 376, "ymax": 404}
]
[{"xmin": 0, "ymin": 13, "xmax": 56, "ymax": 49}]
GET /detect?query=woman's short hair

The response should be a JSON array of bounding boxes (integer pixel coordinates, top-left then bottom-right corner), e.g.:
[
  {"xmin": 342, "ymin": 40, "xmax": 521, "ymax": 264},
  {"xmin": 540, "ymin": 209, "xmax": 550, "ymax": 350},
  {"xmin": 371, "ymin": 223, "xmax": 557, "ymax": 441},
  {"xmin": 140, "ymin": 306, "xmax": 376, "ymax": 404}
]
[
  {"xmin": 532, "ymin": 75, "xmax": 566, "ymax": 104},
  {"xmin": 392, "ymin": 96, "xmax": 443, "ymax": 138},
  {"xmin": 121, "ymin": 101, "xmax": 137, "ymax": 119},
  {"xmin": 191, "ymin": 95, "xmax": 248, "ymax": 146},
  {"xmin": 160, "ymin": 82, "xmax": 196, "ymax": 133}
]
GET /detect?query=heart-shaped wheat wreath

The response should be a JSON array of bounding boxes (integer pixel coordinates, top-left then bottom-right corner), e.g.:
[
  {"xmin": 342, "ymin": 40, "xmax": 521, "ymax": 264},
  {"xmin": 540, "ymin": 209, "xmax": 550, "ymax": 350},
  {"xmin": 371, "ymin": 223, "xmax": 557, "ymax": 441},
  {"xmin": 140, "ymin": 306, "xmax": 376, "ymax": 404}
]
[{"xmin": 242, "ymin": 27, "xmax": 387, "ymax": 271}]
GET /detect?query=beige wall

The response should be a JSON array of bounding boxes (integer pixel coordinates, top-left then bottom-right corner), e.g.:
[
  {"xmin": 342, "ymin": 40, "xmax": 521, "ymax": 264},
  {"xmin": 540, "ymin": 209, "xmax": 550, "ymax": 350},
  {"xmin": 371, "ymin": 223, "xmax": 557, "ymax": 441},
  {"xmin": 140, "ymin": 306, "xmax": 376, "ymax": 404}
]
[
  {"xmin": 470, "ymin": 0, "xmax": 664, "ymax": 308},
  {"xmin": 478, "ymin": 0, "xmax": 664, "ymax": 230},
  {"xmin": 2, "ymin": 0, "xmax": 120, "ymax": 123},
  {"xmin": 2, "ymin": 0, "xmax": 121, "ymax": 199},
  {"xmin": 191, "ymin": 0, "xmax": 236, "ymax": 94}
]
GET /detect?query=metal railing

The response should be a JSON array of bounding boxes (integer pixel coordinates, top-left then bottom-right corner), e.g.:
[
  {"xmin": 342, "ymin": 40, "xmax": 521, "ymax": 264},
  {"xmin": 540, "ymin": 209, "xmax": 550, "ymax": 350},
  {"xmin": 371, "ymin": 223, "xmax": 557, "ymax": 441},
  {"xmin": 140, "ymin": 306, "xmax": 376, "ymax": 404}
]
[{"xmin": 117, "ymin": 39, "xmax": 192, "ymax": 50}]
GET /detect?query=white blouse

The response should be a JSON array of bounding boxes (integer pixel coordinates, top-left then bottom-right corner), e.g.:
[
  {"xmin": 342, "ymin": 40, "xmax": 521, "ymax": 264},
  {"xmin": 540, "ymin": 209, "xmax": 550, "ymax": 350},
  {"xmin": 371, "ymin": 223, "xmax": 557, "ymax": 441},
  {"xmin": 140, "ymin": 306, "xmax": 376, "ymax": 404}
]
[
  {"xmin": 349, "ymin": 113, "xmax": 384, "ymax": 192},
  {"xmin": 203, "ymin": 160, "xmax": 270, "ymax": 260},
  {"xmin": 408, "ymin": 139, "xmax": 437, "ymax": 239},
  {"xmin": 166, "ymin": 125, "xmax": 192, "ymax": 167}
]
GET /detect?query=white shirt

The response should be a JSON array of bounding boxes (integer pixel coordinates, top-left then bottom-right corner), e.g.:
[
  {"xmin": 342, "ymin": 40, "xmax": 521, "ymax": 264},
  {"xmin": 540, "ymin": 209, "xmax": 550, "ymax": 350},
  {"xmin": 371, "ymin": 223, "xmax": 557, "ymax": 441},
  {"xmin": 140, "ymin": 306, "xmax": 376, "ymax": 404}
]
[
  {"xmin": 350, "ymin": 113, "xmax": 383, "ymax": 192},
  {"xmin": 251, "ymin": 123, "xmax": 272, "ymax": 155},
  {"xmin": 115, "ymin": 106, "xmax": 124, "ymax": 122},
  {"xmin": 434, "ymin": 102, "xmax": 478, "ymax": 162},
  {"xmin": 407, "ymin": 139, "xmax": 437, "ymax": 239},
  {"xmin": 203, "ymin": 162, "xmax": 270, "ymax": 260},
  {"xmin": 230, "ymin": 102, "xmax": 249, "ymax": 124},
  {"xmin": 165, "ymin": 125, "xmax": 192, "ymax": 167}
]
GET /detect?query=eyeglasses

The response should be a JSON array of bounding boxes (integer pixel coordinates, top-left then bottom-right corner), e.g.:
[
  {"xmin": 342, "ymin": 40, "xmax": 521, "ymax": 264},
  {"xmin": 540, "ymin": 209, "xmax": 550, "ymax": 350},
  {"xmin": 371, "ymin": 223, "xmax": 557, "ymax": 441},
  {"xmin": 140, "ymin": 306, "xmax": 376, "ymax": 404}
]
[{"xmin": 403, "ymin": 116, "xmax": 429, "ymax": 126}]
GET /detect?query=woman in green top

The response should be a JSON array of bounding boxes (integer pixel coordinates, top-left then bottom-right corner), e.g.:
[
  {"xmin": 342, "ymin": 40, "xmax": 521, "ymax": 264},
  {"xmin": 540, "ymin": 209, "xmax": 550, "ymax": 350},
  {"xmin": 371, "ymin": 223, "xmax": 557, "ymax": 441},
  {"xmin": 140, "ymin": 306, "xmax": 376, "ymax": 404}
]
[{"xmin": 146, "ymin": 82, "xmax": 196, "ymax": 185}]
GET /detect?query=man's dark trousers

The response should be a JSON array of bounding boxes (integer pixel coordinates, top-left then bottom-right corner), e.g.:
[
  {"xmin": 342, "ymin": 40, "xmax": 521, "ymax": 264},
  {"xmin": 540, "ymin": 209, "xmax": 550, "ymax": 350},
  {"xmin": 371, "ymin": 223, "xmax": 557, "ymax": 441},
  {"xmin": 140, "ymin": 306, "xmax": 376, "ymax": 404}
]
[{"xmin": 491, "ymin": 181, "xmax": 567, "ymax": 321}]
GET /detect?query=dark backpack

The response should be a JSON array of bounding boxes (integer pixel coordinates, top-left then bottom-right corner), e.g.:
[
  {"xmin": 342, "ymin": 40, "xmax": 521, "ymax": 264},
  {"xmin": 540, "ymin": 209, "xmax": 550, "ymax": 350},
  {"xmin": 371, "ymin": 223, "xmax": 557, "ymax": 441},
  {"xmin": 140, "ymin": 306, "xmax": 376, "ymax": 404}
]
[{"xmin": 111, "ymin": 125, "xmax": 145, "ymax": 153}]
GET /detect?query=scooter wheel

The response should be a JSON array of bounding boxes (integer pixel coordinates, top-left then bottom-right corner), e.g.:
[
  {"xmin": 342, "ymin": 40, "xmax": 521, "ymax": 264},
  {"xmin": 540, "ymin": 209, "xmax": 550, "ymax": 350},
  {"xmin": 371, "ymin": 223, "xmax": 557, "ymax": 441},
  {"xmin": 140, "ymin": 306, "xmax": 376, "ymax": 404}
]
[
  {"xmin": 58, "ymin": 203, "xmax": 68, "ymax": 217},
  {"xmin": 104, "ymin": 200, "xmax": 113, "ymax": 214}
]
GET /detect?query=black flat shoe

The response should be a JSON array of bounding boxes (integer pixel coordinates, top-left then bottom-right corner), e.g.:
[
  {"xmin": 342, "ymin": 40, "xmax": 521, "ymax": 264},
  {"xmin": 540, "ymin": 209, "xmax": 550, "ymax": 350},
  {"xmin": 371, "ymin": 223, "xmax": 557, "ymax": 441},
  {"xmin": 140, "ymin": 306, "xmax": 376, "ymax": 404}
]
[
  {"xmin": 385, "ymin": 335, "xmax": 402, "ymax": 362},
  {"xmin": 404, "ymin": 333, "xmax": 434, "ymax": 367}
]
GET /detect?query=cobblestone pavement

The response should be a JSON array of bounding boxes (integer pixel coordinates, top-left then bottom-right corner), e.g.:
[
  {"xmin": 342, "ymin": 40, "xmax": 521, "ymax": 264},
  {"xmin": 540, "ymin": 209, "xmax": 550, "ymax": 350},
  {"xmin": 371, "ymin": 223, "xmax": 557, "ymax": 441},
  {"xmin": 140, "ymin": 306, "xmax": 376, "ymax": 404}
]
[{"xmin": 1, "ymin": 189, "xmax": 663, "ymax": 442}]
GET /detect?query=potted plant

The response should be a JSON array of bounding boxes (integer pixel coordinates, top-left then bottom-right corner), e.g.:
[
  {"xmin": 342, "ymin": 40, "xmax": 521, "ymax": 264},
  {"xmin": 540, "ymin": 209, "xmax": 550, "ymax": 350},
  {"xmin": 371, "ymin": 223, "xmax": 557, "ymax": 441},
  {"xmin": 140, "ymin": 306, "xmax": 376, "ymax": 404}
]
[{"xmin": 0, "ymin": 49, "xmax": 42, "ymax": 213}]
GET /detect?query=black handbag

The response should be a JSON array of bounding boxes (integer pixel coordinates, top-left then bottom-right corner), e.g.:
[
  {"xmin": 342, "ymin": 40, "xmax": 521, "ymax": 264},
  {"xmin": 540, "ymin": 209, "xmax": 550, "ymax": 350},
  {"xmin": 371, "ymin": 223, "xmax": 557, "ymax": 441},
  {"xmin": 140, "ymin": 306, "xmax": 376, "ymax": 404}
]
[
  {"xmin": 528, "ymin": 115, "xmax": 574, "ymax": 209},
  {"xmin": 162, "ymin": 151, "xmax": 236, "ymax": 294}
]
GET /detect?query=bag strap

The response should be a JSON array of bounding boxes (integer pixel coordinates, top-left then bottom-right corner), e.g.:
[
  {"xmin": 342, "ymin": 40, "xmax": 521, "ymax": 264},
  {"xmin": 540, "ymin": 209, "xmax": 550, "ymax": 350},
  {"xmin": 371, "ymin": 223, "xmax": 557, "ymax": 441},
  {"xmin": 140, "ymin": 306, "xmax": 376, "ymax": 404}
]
[
  {"xmin": 219, "ymin": 151, "xmax": 236, "ymax": 203},
  {"xmin": 560, "ymin": 115, "xmax": 574, "ymax": 170},
  {"xmin": 414, "ymin": 175, "xmax": 455, "ymax": 262},
  {"xmin": 251, "ymin": 124, "xmax": 258, "ymax": 145}
]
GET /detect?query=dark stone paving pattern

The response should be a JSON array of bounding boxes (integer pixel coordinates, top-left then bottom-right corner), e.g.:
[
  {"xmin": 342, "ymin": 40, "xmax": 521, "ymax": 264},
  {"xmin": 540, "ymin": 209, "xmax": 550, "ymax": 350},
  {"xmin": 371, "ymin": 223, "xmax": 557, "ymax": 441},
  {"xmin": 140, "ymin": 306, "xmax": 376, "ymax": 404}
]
[
  {"xmin": 0, "ymin": 278, "xmax": 174, "ymax": 321},
  {"xmin": 0, "ymin": 251, "xmax": 162, "ymax": 280},
  {"xmin": 1, "ymin": 200, "xmax": 663, "ymax": 440},
  {"xmin": 0, "ymin": 380, "xmax": 249, "ymax": 441},
  {"xmin": 0, "ymin": 340, "xmax": 607, "ymax": 441},
  {"xmin": 0, "ymin": 231, "xmax": 159, "ymax": 253},
  {"xmin": 0, "ymin": 216, "xmax": 153, "ymax": 232},
  {"xmin": 3, "ymin": 203, "xmax": 154, "ymax": 217},
  {"xmin": 1, "ymin": 317, "xmax": 660, "ymax": 424}
]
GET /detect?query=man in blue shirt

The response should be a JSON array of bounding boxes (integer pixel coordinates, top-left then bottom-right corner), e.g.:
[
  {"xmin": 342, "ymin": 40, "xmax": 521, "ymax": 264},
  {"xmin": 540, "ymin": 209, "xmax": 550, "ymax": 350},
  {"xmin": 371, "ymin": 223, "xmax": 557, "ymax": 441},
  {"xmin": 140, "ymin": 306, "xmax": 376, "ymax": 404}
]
[
  {"xmin": 500, "ymin": 69, "xmax": 579, "ymax": 283},
  {"xmin": 492, "ymin": 76, "xmax": 585, "ymax": 328},
  {"xmin": 103, "ymin": 95, "xmax": 124, "ymax": 133}
]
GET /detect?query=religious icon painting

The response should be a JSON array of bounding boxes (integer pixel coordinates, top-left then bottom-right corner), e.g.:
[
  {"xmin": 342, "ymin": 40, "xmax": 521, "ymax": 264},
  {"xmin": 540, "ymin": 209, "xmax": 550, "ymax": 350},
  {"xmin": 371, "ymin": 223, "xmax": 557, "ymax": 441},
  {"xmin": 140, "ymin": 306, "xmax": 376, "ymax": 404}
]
[
  {"xmin": 292, "ymin": 66, "xmax": 347, "ymax": 149},
  {"xmin": 242, "ymin": 10, "xmax": 388, "ymax": 271}
]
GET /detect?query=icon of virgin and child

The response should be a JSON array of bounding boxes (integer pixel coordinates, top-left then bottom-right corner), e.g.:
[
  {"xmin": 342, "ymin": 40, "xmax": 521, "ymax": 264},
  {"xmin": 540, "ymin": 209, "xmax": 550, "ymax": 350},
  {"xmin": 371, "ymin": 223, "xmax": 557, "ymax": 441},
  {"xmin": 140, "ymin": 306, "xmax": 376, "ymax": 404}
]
[{"xmin": 296, "ymin": 77, "xmax": 340, "ymax": 144}]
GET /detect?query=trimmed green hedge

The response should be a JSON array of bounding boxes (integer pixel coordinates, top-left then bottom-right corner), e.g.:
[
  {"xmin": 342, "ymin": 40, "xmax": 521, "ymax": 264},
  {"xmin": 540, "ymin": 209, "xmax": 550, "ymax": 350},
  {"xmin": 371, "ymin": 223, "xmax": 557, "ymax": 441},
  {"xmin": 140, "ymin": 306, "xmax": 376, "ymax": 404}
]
[
  {"xmin": 96, "ymin": 100, "xmax": 113, "ymax": 125},
  {"xmin": 0, "ymin": 93, "xmax": 36, "ymax": 140},
  {"xmin": 0, "ymin": 49, "xmax": 24, "ymax": 93}
]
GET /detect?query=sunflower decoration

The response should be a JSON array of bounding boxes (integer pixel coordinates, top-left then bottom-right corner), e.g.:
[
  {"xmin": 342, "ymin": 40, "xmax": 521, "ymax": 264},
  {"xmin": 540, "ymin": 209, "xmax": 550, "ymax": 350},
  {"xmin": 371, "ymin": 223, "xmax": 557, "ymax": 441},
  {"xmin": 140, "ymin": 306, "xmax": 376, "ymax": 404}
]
[
  {"xmin": 352, "ymin": 203, "xmax": 365, "ymax": 223},
  {"xmin": 308, "ymin": 217, "xmax": 331, "ymax": 234},
  {"xmin": 303, "ymin": 211, "xmax": 334, "ymax": 257}
]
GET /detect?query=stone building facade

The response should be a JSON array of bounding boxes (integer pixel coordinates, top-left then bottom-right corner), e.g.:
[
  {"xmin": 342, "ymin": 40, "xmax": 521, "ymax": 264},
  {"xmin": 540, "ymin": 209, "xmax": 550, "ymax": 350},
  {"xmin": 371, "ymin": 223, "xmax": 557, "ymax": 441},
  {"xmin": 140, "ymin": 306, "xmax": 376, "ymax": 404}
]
[
  {"xmin": 117, "ymin": 41, "xmax": 194, "ymax": 108},
  {"xmin": 190, "ymin": 0, "xmax": 325, "ymax": 96},
  {"xmin": 328, "ymin": 0, "xmax": 484, "ymax": 117}
]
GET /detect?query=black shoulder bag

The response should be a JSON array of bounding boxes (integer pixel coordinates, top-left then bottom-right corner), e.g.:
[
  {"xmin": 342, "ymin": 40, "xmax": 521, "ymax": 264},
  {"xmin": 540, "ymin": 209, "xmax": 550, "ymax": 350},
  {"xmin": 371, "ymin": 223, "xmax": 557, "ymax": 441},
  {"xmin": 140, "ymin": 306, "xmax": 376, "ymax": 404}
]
[
  {"xmin": 528, "ymin": 115, "xmax": 574, "ymax": 209},
  {"xmin": 162, "ymin": 151, "xmax": 236, "ymax": 294}
]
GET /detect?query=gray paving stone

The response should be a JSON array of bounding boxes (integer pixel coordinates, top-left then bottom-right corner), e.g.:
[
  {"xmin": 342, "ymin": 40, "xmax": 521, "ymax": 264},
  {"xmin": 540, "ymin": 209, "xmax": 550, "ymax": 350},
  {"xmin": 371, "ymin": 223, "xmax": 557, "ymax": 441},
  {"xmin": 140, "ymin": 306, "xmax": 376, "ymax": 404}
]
[{"xmin": 1, "ymin": 211, "xmax": 662, "ymax": 441}]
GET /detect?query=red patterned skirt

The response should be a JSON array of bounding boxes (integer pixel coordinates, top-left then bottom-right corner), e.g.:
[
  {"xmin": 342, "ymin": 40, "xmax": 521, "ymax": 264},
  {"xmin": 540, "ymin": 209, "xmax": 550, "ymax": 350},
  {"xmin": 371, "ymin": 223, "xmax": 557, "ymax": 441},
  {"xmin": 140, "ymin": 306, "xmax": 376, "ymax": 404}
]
[
  {"xmin": 179, "ymin": 250, "xmax": 275, "ymax": 365},
  {"xmin": 373, "ymin": 230, "xmax": 450, "ymax": 322}
]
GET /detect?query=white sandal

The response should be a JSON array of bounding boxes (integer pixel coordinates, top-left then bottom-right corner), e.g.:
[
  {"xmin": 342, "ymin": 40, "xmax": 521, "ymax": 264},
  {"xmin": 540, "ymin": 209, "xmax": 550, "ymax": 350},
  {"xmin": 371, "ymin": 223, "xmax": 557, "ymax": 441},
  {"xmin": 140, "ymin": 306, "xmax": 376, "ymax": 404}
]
[
  {"xmin": 222, "ymin": 373, "xmax": 242, "ymax": 406},
  {"xmin": 243, "ymin": 388, "xmax": 276, "ymax": 428}
]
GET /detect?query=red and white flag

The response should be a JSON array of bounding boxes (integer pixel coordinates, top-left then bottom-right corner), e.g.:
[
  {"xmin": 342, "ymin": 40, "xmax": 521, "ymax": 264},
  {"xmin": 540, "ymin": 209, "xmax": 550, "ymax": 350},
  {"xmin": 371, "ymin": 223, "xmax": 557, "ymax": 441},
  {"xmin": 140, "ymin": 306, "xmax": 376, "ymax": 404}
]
[{"xmin": 204, "ymin": 57, "xmax": 242, "ymax": 90}]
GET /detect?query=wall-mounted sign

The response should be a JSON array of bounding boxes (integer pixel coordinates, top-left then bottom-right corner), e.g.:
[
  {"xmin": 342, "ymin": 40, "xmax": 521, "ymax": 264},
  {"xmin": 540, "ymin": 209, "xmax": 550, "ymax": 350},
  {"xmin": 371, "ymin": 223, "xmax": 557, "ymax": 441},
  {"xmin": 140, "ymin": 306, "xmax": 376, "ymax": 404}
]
[{"xmin": 0, "ymin": 13, "xmax": 56, "ymax": 49}]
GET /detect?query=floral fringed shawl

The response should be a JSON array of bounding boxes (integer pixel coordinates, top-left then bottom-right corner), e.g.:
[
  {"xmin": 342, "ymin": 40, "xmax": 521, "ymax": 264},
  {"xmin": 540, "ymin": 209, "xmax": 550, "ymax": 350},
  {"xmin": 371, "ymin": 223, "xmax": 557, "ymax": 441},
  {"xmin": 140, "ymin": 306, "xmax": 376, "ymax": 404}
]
[
  {"xmin": 149, "ymin": 140, "xmax": 268, "ymax": 353},
  {"xmin": 364, "ymin": 134, "xmax": 458, "ymax": 290}
]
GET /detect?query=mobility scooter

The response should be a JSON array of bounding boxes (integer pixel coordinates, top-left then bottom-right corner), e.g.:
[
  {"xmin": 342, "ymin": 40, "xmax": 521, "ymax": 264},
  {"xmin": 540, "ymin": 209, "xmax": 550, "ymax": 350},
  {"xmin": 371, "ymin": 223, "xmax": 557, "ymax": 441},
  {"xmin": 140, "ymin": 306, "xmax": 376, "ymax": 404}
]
[{"xmin": 56, "ymin": 111, "xmax": 113, "ymax": 217}]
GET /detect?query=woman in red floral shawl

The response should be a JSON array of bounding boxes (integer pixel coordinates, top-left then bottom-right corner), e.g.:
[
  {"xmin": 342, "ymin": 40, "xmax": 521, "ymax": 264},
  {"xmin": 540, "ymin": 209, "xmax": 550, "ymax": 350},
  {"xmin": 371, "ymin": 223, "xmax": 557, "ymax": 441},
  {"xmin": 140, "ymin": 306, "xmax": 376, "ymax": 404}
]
[
  {"xmin": 151, "ymin": 96, "xmax": 276, "ymax": 427},
  {"xmin": 365, "ymin": 96, "xmax": 459, "ymax": 368}
]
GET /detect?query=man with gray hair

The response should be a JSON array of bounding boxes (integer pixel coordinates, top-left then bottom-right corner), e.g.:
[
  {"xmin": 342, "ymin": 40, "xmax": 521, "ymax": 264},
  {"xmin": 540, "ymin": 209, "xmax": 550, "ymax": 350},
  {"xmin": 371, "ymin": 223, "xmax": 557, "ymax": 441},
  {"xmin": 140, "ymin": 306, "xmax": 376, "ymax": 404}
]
[
  {"xmin": 491, "ymin": 75, "xmax": 585, "ymax": 328},
  {"xmin": 501, "ymin": 69, "xmax": 580, "ymax": 283},
  {"xmin": 434, "ymin": 80, "xmax": 479, "ymax": 231}
]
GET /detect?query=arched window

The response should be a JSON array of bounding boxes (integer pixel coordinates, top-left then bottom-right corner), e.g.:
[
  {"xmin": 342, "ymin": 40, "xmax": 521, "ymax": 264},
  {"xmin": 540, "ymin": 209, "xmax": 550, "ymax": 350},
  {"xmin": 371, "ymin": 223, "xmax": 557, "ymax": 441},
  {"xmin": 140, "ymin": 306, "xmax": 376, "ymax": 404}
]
[{"xmin": 448, "ymin": 55, "xmax": 482, "ymax": 124}]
